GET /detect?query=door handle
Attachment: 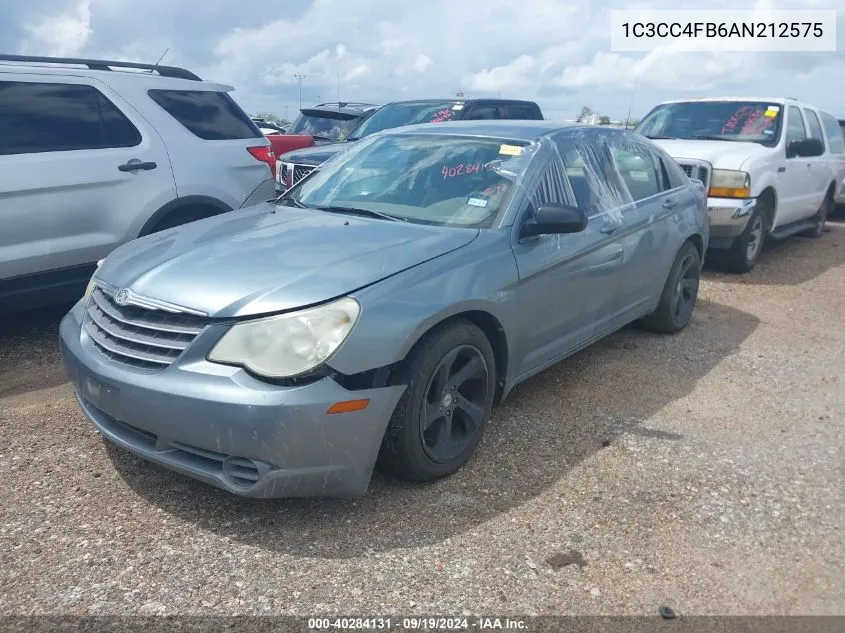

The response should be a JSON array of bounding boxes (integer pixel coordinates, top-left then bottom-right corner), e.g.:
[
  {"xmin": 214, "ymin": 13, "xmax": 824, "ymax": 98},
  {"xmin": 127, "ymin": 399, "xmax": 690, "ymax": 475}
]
[
  {"xmin": 777, "ymin": 166, "xmax": 786, "ymax": 173},
  {"xmin": 119, "ymin": 160, "xmax": 157, "ymax": 172},
  {"xmin": 662, "ymin": 198, "xmax": 677, "ymax": 210}
]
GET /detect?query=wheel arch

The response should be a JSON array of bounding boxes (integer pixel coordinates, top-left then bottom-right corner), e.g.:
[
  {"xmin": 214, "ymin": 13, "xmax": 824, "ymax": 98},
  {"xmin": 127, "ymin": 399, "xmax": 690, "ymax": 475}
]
[
  {"xmin": 138, "ymin": 195, "xmax": 232, "ymax": 237},
  {"xmin": 397, "ymin": 309, "xmax": 510, "ymax": 404}
]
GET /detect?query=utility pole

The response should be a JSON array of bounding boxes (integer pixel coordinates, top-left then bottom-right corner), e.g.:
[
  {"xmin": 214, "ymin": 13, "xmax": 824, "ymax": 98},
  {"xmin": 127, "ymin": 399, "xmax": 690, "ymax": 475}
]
[
  {"xmin": 293, "ymin": 73, "xmax": 305, "ymax": 110},
  {"xmin": 284, "ymin": 105, "xmax": 289, "ymax": 121}
]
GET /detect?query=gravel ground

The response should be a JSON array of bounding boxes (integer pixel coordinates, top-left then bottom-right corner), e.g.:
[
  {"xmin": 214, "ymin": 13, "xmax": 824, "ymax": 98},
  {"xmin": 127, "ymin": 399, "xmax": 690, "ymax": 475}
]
[{"xmin": 1, "ymin": 222, "xmax": 844, "ymax": 617}]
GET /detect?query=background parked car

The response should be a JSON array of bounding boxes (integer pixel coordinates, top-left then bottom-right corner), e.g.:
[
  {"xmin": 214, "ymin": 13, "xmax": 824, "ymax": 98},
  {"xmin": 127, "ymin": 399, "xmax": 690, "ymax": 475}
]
[
  {"xmin": 59, "ymin": 121, "xmax": 707, "ymax": 498},
  {"xmin": 275, "ymin": 98, "xmax": 545, "ymax": 193},
  {"xmin": 0, "ymin": 54, "xmax": 276, "ymax": 312},
  {"xmin": 636, "ymin": 97, "xmax": 843, "ymax": 273},
  {"xmin": 251, "ymin": 118, "xmax": 286, "ymax": 134},
  {"xmin": 838, "ymin": 119, "xmax": 845, "ymax": 209},
  {"xmin": 263, "ymin": 102, "xmax": 379, "ymax": 173}
]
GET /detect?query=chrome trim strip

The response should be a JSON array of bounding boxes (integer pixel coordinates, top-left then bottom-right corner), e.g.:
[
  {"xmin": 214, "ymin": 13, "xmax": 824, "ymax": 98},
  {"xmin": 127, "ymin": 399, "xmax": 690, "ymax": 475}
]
[{"xmin": 96, "ymin": 282, "xmax": 208, "ymax": 317}]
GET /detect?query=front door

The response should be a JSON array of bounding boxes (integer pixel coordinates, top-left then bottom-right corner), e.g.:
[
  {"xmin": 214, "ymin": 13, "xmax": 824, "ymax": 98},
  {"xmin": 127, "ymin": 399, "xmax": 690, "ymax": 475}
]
[
  {"xmin": 510, "ymin": 136, "xmax": 626, "ymax": 379},
  {"xmin": 779, "ymin": 105, "xmax": 817, "ymax": 224}
]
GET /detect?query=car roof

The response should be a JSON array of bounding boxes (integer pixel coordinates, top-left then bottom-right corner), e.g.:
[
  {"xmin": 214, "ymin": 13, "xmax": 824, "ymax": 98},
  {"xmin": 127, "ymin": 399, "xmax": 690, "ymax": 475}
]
[
  {"xmin": 655, "ymin": 96, "xmax": 814, "ymax": 108},
  {"xmin": 378, "ymin": 119, "xmax": 583, "ymax": 140},
  {"xmin": 381, "ymin": 98, "xmax": 539, "ymax": 107}
]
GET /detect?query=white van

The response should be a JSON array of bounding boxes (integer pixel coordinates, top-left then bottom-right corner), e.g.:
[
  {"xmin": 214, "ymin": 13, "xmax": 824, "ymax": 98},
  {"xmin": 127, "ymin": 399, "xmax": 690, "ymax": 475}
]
[{"xmin": 635, "ymin": 97, "xmax": 845, "ymax": 272}]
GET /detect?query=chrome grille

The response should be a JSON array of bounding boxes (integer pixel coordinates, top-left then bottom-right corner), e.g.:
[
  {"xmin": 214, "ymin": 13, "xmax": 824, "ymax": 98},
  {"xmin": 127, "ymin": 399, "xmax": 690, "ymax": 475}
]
[
  {"xmin": 677, "ymin": 161, "xmax": 711, "ymax": 190},
  {"xmin": 292, "ymin": 164, "xmax": 314, "ymax": 184},
  {"xmin": 84, "ymin": 287, "xmax": 207, "ymax": 370}
]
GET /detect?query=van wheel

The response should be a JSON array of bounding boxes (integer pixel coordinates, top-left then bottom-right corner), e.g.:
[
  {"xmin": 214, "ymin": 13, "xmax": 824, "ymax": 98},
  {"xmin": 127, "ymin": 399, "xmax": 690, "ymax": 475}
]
[
  {"xmin": 639, "ymin": 242, "xmax": 701, "ymax": 334},
  {"xmin": 378, "ymin": 321, "xmax": 496, "ymax": 482},
  {"xmin": 800, "ymin": 191, "xmax": 832, "ymax": 238},
  {"xmin": 724, "ymin": 205, "xmax": 766, "ymax": 273}
]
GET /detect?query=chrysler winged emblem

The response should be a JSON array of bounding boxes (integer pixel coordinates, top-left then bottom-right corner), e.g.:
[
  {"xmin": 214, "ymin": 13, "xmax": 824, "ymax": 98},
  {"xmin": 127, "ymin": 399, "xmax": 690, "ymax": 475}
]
[{"xmin": 114, "ymin": 289, "xmax": 130, "ymax": 305}]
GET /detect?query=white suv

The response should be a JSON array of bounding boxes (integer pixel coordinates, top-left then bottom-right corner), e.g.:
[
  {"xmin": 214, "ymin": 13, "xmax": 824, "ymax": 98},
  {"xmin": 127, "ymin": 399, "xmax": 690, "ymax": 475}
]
[
  {"xmin": 636, "ymin": 97, "xmax": 845, "ymax": 272},
  {"xmin": 0, "ymin": 55, "xmax": 277, "ymax": 311}
]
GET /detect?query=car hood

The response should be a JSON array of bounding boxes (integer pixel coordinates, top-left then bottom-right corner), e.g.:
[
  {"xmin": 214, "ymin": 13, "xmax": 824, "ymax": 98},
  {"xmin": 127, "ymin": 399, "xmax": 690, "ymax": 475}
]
[
  {"xmin": 95, "ymin": 203, "xmax": 479, "ymax": 318},
  {"xmin": 280, "ymin": 142, "xmax": 349, "ymax": 166},
  {"xmin": 650, "ymin": 139, "xmax": 772, "ymax": 171}
]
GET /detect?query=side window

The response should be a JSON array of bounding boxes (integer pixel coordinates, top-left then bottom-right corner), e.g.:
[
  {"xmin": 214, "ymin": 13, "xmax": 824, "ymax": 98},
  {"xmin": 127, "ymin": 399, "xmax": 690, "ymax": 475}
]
[
  {"xmin": 0, "ymin": 81, "xmax": 141, "ymax": 155},
  {"xmin": 611, "ymin": 143, "xmax": 663, "ymax": 201},
  {"xmin": 148, "ymin": 90, "xmax": 262, "ymax": 140},
  {"xmin": 550, "ymin": 132, "xmax": 633, "ymax": 219},
  {"xmin": 819, "ymin": 112, "xmax": 844, "ymax": 154},
  {"xmin": 660, "ymin": 155, "xmax": 687, "ymax": 189},
  {"xmin": 785, "ymin": 106, "xmax": 807, "ymax": 146},
  {"xmin": 465, "ymin": 106, "xmax": 499, "ymax": 120},
  {"xmin": 805, "ymin": 109, "xmax": 825, "ymax": 144}
]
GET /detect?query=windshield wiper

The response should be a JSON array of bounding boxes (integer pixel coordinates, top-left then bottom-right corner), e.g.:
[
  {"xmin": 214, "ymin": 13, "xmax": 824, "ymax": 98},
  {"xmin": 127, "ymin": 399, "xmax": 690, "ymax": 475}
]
[
  {"xmin": 275, "ymin": 195, "xmax": 306, "ymax": 208},
  {"xmin": 314, "ymin": 205, "xmax": 402, "ymax": 222},
  {"xmin": 644, "ymin": 135, "xmax": 679, "ymax": 140},
  {"xmin": 694, "ymin": 135, "xmax": 748, "ymax": 142},
  {"xmin": 311, "ymin": 134, "xmax": 333, "ymax": 141}
]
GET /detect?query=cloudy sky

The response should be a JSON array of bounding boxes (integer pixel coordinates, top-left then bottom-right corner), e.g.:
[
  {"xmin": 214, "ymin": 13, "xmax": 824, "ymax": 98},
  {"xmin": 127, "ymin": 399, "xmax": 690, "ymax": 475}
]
[{"xmin": 2, "ymin": 0, "xmax": 843, "ymax": 122}]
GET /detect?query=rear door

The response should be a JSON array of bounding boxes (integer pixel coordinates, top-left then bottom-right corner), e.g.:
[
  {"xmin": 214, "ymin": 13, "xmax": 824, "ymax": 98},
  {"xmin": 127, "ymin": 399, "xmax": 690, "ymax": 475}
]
[
  {"xmin": 0, "ymin": 75, "xmax": 175, "ymax": 282},
  {"xmin": 802, "ymin": 107, "xmax": 833, "ymax": 208},
  {"xmin": 609, "ymin": 136, "xmax": 697, "ymax": 319},
  {"xmin": 145, "ymin": 88, "xmax": 273, "ymax": 209}
]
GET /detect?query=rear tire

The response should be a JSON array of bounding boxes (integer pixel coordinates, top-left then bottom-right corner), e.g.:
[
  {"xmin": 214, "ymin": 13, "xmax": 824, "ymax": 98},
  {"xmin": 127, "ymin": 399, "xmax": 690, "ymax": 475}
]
[
  {"xmin": 378, "ymin": 320, "xmax": 496, "ymax": 482},
  {"xmin": 724, "ymin": 204, "xmax": 766, "ymax": 274},
  {"xmin": 639, "ymin": 241, "xmax": 701, "ymax": 334},
  {"xmin": 799, "ymin": 190, "xmax": 832, "ymax": 238}
]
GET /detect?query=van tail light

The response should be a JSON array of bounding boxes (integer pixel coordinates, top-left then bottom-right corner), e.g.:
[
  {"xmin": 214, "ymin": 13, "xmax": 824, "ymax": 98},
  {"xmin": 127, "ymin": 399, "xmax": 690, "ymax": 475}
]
[{"xmin": 247, "ymin": 145, "xmax": 276, "ymax": 178}]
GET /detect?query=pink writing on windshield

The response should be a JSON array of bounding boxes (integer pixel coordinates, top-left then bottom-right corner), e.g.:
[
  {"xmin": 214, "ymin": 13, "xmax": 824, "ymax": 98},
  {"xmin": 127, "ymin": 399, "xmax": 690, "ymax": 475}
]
[
  {"xmin": 430, "ymin": 108, "xmax": 456, "ymax": 123},
  {"xmin": 722, "ymin": 106, "xmax": 757, "ymax": 134},
  {"xmin": 482, "ymin": 183, "xmax": 509, "ymax": 196},
  {"xmin": 740, "ymin": 109, "xmax": 774, "ymax": 135}
]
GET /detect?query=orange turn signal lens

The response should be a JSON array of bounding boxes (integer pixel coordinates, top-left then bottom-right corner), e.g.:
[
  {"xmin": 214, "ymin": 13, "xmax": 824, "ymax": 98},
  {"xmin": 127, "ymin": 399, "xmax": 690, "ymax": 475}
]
[
  {"xmin": 327, "ymin": 399, "xmax": 370, "ymax": 414},
  {"xmin": 708, "ymin": 186, "xmax": 751, "ymax": 199}
]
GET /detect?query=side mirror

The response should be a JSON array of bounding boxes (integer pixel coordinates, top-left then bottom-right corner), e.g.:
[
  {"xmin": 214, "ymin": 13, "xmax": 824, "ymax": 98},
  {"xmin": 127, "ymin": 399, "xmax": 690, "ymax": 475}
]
[
  {"xmin": 787, "ymin": 137, "xmax": 825, "ymax": 158},
  {"xmin": 521, "ymin": 204, "xmax": 588, "ymax": 238}
]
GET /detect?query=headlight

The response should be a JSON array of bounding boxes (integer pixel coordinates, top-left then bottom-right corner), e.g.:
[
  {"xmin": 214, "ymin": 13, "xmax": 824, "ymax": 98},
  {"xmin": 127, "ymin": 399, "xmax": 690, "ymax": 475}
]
[
  {"xmin": 83, "ymin": 259, "xmax": 104, "ymax": 304},
  {"xmin": 709, "ymin": 169, "xmax": 750, "ymax": 199},
  {"xmin": 208, "ymin": 297, "xmax": 361, "ymax": 378}
]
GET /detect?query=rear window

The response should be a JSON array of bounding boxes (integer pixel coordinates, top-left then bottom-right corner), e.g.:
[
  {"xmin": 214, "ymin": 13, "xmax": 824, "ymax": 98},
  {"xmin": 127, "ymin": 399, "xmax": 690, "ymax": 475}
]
[
  {"xmin": 500, "ymin": 104, "xmax": 539, "ymax": 120},
  {"xmin": 0, "ymin": 81, "xmax": 141, "ymax": 155},
  {"xmin": 148, "ymin": 90, "xmax": 262, "ymax": 140},
  {"xmin": 819, "ymin": 111, "xmax": 844, "ymax": 154}
]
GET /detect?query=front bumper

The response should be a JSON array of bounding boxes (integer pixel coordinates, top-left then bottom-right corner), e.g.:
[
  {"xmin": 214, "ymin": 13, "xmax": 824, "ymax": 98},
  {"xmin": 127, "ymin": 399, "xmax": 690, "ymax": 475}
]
[
  {"xmin": 58, "ymin": 301, "xmax": 405, "ymax": 498},
  {"xmin": 707, "ymin": 196, "xmax": 757, "ymax": 249}
]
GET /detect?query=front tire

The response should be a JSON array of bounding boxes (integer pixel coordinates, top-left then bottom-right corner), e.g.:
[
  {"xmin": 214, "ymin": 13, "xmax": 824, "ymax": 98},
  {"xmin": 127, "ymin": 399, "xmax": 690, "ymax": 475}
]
[
  {"xmin": 379, "ymin": 321, "xmax": 496, "ymax": 482},
  {"xmin": 724, "ymin": 205, "xmax": 766, "ymax": 274},
  {"xmin": 640, "ymin": 241, "xmax": 701, "ymax": 334}
]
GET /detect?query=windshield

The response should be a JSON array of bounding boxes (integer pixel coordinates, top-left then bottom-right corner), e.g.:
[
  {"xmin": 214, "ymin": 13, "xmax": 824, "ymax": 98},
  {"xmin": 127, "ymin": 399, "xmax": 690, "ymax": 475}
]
[
  {"xmin": 288, "ymin": 112, "xmax": 361, "ymax": 141},
  {"xmin": 636, "ymin": 101, "xmax": 784, "ymax": 147},
  {"xmin": 346, "ymin": 102, "xmax": 461, "ymax": 140},
  {"xmin": 278, "ymin": 134, "xmax": 532, "ymax": 228}
]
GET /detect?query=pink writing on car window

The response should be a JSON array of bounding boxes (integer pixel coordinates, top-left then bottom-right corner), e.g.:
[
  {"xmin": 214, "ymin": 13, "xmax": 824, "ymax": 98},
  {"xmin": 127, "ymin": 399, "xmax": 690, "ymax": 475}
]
[
  {"xmin": 721, "ymin": 106, "xmax": 756, "ymax": 134},
  {"xmin": 430, "ymin": 108, "xmax": 455, "ymax": 123},
  {"xmin": 442, "ymin": 163, "xmax": 483, "ymax": 179}
]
